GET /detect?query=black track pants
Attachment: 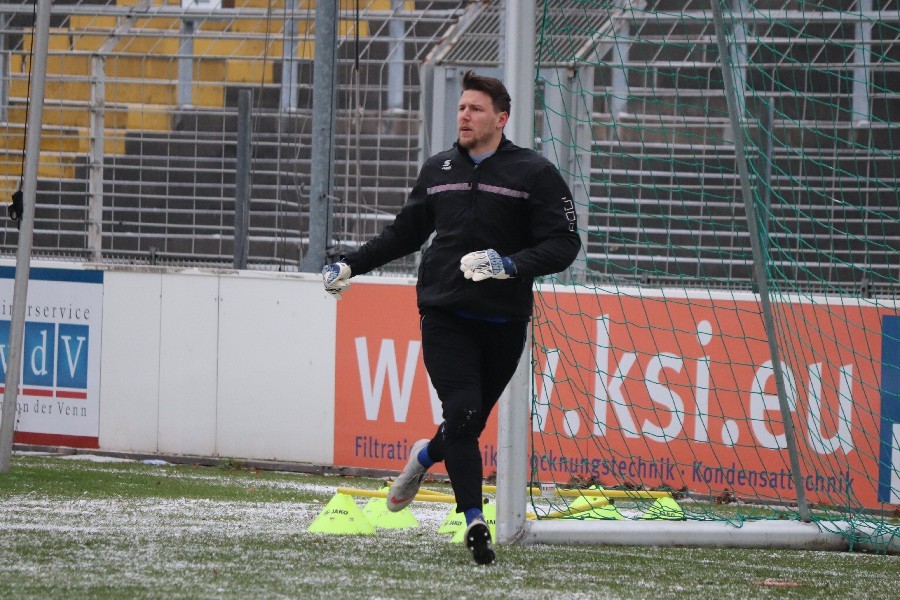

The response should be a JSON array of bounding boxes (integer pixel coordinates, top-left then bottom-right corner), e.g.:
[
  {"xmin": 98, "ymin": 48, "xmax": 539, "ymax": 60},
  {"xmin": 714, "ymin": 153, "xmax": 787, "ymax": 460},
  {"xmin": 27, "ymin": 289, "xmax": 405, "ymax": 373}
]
[{"xmin": 420, "ymin": 308, "xmax": 528, "ymax": 513}]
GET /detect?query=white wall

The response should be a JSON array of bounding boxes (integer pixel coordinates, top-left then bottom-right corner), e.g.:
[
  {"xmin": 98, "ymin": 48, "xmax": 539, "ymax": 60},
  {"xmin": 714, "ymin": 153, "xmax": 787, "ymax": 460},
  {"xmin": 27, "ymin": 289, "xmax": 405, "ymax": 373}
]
[
  {"xmin": 99, "ymin": 270, "xmax": 162, "ymax": 453},
  {"xmin": 98, "ymin": 267, "xmax": 336, "ymax": 464},
  {"xmin": 157, "ymin": 272, "xmax": 219, "ymax": 456}
]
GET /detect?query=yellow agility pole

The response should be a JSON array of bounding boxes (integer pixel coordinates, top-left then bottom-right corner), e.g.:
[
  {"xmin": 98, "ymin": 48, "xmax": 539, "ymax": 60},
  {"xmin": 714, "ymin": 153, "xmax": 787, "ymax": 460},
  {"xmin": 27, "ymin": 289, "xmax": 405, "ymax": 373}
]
[
  {"xmin": 337, "ymin": 487, "xmax": 456, "ymax": 504},
  {"xmin": 481, "ymin": 485, "xmax": 672, "ymax": 500},
  {"xmin": 525, "ymin": 496, "xmax": 628, "ymax": 521},
  {"xmin": 526, "ymin": 496, "xmax": 611, "ymax": 520},
  {"xmin": 413, "ymin": 488, "xmax": 455, "ymax": 499}
]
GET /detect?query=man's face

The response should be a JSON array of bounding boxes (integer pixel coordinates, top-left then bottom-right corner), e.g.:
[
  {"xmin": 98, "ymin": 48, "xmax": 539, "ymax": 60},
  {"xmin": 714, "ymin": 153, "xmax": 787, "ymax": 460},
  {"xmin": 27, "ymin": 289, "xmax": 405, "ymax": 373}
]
[{"xmin": 457, "ymin": 90, "xmax": 508, "ymax": 155}]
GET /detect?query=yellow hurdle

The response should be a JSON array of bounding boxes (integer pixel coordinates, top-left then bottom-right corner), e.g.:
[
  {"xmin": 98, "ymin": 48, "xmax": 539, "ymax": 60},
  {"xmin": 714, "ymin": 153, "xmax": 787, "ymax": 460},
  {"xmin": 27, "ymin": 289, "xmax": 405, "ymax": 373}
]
[
  {"xmin": 338, "ymin": 485, "xmax": 672, "ymax": 506},
  {"xmin": 534, "ymin": 496, "xmax": 611, "ymax": 519},
  {"xmin": 481, "ymin": 485, "xmax": 672, "ymax": 500},
  {"xmin": 337, "ymin": 487, "xmax": 456, "ymax": 504},
  {"xmin": 415, "ymin": 488, "xmax": 455, "ymax": 499}
]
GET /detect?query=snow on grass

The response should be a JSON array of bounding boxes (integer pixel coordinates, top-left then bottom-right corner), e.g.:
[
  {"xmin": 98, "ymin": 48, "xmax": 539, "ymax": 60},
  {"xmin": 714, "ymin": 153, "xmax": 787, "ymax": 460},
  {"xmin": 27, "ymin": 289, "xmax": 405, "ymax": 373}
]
[
  {"xmin": 3, "ymin": 456, "xmax": 898, "ymax": 599},
  {"xmin": 0, "ymin": 485, "xmax": 453, "ymax": 546},
  {"xmin": 0, "ymin": 490, "xmax": 503, "ymax": 599},
  {"xmin": 13, "ymin": 452, "xmax": 359, "ymax": 497}
]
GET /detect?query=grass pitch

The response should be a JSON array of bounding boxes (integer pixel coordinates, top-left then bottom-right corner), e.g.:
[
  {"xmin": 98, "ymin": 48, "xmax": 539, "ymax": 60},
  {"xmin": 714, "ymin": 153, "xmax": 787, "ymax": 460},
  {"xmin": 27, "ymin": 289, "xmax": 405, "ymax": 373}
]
[{"xmin": 1, "ymin": 453, "xmax": 897, "ymax": 599}]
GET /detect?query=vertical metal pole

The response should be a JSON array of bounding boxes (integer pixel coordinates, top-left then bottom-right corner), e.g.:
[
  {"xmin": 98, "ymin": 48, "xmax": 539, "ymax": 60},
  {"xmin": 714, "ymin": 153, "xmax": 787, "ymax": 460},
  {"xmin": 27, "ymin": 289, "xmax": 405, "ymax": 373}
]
[
  {"xmin": 758, "ymin": 99, "xmax": 773, "ymax": 244},
  {"xmin": 498, "ymin": 2, "xmax": 506, "ymax": 71},
  {"xmin": 418, "ymin": 63, "xmax": 434, "ymax": 161},
  {"xmin": 498, "ymin": 0, "xmax": 537, "ymax": 542},
  {"xmin": 497, "ymin": 327, "xmax": 531, "ymax": 544},
  {"xmin": 88, "ymin": 55, "xmax": 106, "ymax": 261},
  {"xmin": 610, "ymin": 19, "xmax": 629, "ymax": 120},
  {"xmin": 178, "ymin": 19, "xmax": 195, "ymax": 107},
  {"xmin": 234, "ymin": 89, "xmax": 252, "ymax": 269},
  {"xmin": 0, "ymin": 15, "xmax": 8, "ymax": 123},
  {"xmin": 730, "ymin": 0, "xmax": 749, "ymax": 118},
  {"xmin": 281, "ymin": 0, "xmax": 299, "ymax": 111},
  {"xmin": 504, "ymin": 0, "xmax": 535, "ymax": 149},
  {"xmin": 299, "ymin": 0, "xmax": 337, "ymax": 272},
  {"xmin": 541, "ymin": 69, "xmax": 570, "ymax": 168},
  {"xmin": 853, "ymin": 0, "xmax": 872, "ymax": 124},
  {"xmin": 0, "ymin": 0, "xmax": 52, "ymax": 473},
  {"xmin": 570, "ymin": 68, "xmax": 593, "ymax": 283},
  {"xmin": 710, "ymin": 0, "xmax": 809, "ymax": 521},
  {"xmin": 542, "ymin": 67, "xmax": 590, "ymax": 283},
  {"xmin": 387, "ymin": 0, "xmax": 405, "ymax": 112}
]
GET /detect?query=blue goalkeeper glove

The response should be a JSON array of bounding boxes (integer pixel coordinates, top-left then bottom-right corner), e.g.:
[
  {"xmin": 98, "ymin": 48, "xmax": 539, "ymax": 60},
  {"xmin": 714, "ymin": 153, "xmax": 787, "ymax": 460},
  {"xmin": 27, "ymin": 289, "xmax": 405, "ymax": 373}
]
[
  {"xmin": 322, "ymin": 262, "xmax": 352, "ymax": 299},
  {"xmin": 459, "ymin": 249, "xmax": 517, "ymax": 282}
]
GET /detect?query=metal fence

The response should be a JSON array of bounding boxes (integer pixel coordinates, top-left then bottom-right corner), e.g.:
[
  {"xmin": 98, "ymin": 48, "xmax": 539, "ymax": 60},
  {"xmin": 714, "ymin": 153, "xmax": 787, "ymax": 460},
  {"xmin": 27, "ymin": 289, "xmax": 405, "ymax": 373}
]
[{"xmin": 0, "ymin": 0, "xmax": 464, "ymax": 270}]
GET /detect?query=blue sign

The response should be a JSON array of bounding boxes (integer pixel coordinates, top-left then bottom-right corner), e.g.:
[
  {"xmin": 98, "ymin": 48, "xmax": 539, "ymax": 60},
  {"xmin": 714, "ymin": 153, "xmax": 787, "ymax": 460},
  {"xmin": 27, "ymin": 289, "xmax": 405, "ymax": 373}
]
[
  {"xmin": 0, "ymin": 319, "xmax": 8, "ymax": 380},
  {"xmin": 57, "ymin": 324, "xmax": 89, "ymax": 389},
  {"xmin": 0, "ymin": 321, "xmax": 90, "ymax": 392},
  {"xmin": 23, "ymin": 322, "xmax": 56, "ymax": 388},
  {"xmin": 878, "ymin": 315, "xmax": 899, "ymax": 503}
]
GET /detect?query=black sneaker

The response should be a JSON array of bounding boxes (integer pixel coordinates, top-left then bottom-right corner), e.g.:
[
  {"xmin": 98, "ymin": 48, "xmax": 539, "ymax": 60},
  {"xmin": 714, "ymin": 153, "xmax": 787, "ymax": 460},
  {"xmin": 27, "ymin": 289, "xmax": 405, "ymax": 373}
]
[{"xmin": 464, "ymin": 518, "xmax": 495, "ymax": 565}]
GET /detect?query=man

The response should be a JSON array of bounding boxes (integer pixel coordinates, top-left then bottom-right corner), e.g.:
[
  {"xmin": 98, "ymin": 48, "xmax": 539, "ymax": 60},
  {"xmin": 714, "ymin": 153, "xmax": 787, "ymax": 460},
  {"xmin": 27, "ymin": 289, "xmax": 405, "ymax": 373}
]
[{"xmin": 322, "ymin": 71, "xmax": 580, "ymax": 564}]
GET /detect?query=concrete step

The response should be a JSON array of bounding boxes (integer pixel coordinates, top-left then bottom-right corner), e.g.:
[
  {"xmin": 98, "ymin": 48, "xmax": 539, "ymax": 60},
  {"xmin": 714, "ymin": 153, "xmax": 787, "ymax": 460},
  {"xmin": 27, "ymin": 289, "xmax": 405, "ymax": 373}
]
[
  {"xmin": 114, "ymin": 0, "xmax": 181, "ymax": 7},
  {"xmin": 71, "ymin": 32, "xmax": 181, "ymax": 54},
  {"xmin": 0, "ymin": 124, "xmax": 86, "ymax": 154},
  {"xmin": 68, "ymin": 14, "xmax": 228, "ymax": 33},
  {"xmin": 224, "ymin": 59, "xmax": 276, "ymax": 84},
  {"xmin": 11, "ymin": 51, "xmax": 227, "ymax": 83},
  {"xmin": 0, "ymin": 150, "xmax": 80, "ymax": 179},
  {"xmin": 7, "ymin": 102, "xmax": 171, "ymax": 131},
  {"xmin": 9, "ymin": 76, "xmax": 224, "ymax": 107}
]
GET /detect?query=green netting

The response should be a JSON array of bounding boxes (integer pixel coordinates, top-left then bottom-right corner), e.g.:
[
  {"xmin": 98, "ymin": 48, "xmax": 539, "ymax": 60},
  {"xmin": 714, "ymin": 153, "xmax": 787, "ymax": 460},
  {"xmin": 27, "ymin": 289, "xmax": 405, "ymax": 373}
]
[{"xmin": 529, "ymin": 0, "xmax": 898, "ymax": 551}]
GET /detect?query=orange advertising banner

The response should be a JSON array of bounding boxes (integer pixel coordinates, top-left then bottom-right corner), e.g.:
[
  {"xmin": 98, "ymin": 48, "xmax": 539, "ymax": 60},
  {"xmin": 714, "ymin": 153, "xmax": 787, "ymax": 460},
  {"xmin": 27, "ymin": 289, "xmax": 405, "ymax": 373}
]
[
  {"xmin": 334, "ymin": 282, "xmax": 898, "ymax": 509},
  {"xmin": 336, "ymin": 282, "xmax": 464, "ymax": 476}
]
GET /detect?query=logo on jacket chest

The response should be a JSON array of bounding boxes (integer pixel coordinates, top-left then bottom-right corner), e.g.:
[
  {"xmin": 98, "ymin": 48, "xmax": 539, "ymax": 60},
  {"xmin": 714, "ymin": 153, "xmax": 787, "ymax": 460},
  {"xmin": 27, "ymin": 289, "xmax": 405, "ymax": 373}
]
[
  {"xmin": 562, "ymin": 196, "xmax": 577, "ymax": 231},
  {"xmin": 441, "ymin": 160, "xmax": 452, "ymax": 171}
]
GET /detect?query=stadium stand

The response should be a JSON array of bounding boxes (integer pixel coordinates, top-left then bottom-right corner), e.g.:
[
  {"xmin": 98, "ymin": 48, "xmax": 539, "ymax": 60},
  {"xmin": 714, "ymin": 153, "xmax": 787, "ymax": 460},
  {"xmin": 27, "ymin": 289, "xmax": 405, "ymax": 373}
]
[{"xmin": 0, "ymin": 0, "xmax": 896, "ymax": 296}]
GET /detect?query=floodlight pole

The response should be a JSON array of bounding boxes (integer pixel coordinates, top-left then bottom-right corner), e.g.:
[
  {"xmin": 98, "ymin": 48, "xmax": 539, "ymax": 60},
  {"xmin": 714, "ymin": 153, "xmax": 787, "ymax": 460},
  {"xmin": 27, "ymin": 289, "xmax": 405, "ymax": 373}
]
[
  {"xmin": 0, "ymin": 0, "xmax": 52, "ymax": 472},
  {"xmin": 710, "ymin": 0, "xmax": 810, "ymax": 520}
]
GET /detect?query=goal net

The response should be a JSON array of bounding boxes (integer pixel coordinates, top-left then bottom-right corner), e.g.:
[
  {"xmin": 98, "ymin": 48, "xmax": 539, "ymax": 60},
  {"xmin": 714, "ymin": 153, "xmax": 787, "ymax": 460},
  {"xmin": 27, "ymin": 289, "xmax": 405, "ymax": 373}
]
[{"xmin": 498, "ymin": 0, "xmax": 899, "ymax": 553}]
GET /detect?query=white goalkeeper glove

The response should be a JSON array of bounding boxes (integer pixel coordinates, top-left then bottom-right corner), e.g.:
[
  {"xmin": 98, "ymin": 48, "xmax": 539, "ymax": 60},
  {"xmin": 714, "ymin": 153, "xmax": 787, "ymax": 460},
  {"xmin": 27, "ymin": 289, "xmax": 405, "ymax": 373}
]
[
  {"xmin": 459, "ymin": 249, "xmax": 517, "ymax": 282},
  {"xmin": 322, "ymin": 262, "xmax": 352, "ymax": 299}
]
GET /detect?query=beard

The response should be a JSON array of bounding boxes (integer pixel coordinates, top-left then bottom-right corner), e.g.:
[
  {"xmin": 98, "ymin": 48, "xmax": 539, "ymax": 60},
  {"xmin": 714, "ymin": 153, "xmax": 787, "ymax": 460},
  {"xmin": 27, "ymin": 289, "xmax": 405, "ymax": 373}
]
[{"xmin": 458, "ymin": 129, "xmax": 493, "ymax": 151}]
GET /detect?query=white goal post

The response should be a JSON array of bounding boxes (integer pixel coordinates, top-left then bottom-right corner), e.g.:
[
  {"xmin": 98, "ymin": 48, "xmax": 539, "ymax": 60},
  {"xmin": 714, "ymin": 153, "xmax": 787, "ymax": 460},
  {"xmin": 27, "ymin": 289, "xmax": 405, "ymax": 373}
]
[
  {"xmin": 493, "ymin": 0, "xmax": 899, "ymax": 555},
  {"xmin": 494, "ymin": 331, "xmax": 899, "ymax": 554}
]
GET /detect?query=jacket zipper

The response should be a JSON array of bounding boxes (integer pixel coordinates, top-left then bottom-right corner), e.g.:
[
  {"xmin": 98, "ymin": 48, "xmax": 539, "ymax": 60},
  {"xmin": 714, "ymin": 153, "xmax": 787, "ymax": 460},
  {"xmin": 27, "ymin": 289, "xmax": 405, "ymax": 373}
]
[{"xmin": 469, "ymin": 161, "xmax": 480, "ymax": 248}]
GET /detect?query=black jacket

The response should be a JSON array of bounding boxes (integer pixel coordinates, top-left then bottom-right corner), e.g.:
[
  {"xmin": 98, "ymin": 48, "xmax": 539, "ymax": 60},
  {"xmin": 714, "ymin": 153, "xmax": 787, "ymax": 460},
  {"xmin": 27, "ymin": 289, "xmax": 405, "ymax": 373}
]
[{"xmin": 343, "ymin": 136, "xmax": 581, "ymax": 321}]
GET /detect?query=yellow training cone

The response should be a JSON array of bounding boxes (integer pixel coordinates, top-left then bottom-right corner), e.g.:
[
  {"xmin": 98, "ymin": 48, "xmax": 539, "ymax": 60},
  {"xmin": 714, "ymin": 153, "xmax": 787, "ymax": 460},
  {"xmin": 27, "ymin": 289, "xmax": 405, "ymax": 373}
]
[
  {"xmin": 575, "ymin": 503, "xmax": 625, "ymax": 520},
  {"xmin": 640, "ymin": 496, "xmax": 685, "ymax": 521},
  {"xmin": 568, "ymin": 486, "xmax": 607, "ymax": 513},
  {"xmin": 307, "ymin": 492, "xmax": 377, "ymax": 535},
  {"xmin": 569, "ymin": 487, "xmax": 624, "ymax": 520},
  {"xmin": 362, "ymin": 486, "xmax": 391, "ymax": 519},
  {"xmin": 438, "ymin": 505, "xmax": 464, "ymax": 535},
  {"xmin": 482, "ymin": 501, "xmax": 497, "ymax": 532},
  {"xmin": 362, "ymin": 486, "xmax": 419, "ymax": 529},
  {"xmin": 450, "ymin": 502, "xmax": 497, "ymax": 543},
  {"xmin": 368, "ymin": 507, "xmax": 420, "ymax": 529}
]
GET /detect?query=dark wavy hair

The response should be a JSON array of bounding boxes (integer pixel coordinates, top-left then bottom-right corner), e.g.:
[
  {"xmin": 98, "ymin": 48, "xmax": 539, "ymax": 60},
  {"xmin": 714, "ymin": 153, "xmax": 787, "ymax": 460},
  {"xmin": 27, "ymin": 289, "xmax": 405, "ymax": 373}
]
[{"xmin": 461, "ymin": 70, "xmax": 511, "ymax": 115}]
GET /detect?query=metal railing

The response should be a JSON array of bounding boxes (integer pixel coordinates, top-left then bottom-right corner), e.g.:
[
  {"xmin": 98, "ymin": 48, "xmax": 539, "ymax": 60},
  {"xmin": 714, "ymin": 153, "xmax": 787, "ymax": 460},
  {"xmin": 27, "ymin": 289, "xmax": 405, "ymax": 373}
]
[{"xmin": 0, "ymin": 0, "xmax": 465, "ymax": 270}]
